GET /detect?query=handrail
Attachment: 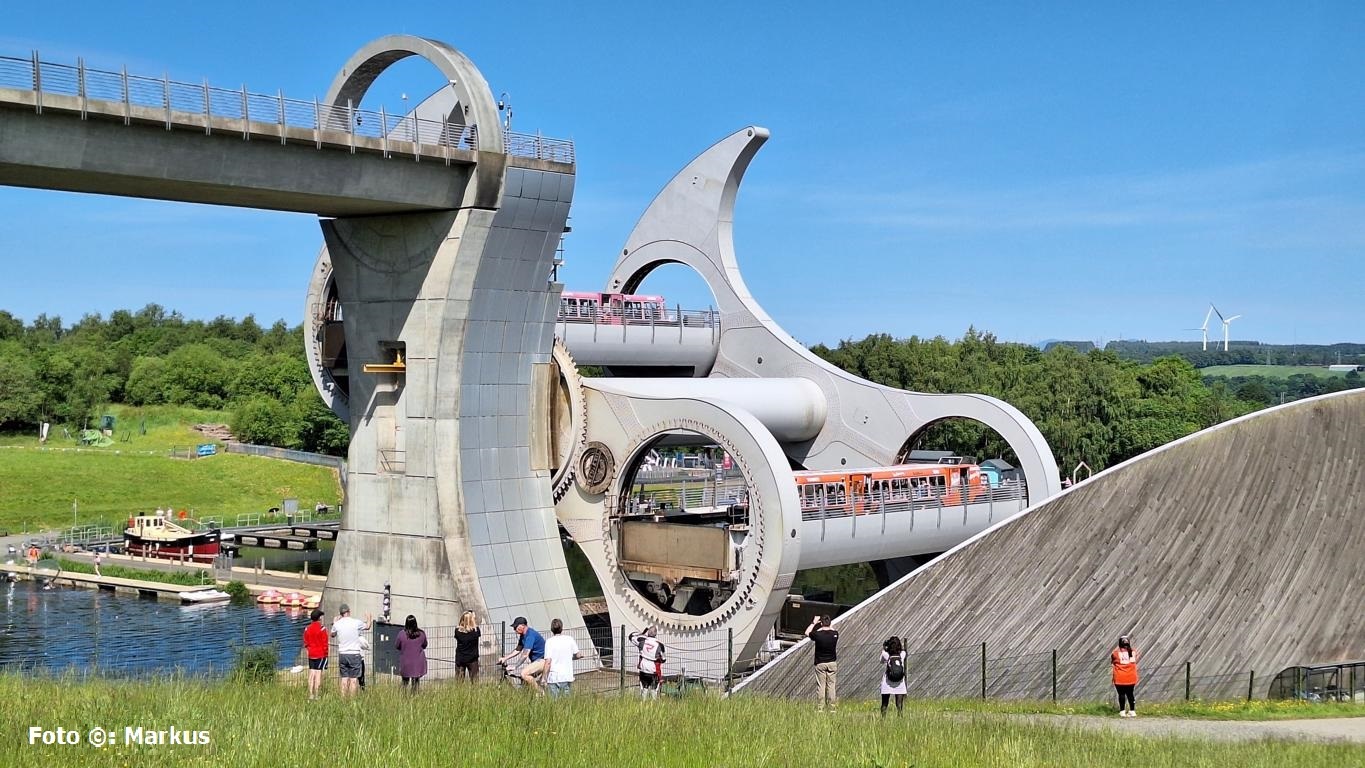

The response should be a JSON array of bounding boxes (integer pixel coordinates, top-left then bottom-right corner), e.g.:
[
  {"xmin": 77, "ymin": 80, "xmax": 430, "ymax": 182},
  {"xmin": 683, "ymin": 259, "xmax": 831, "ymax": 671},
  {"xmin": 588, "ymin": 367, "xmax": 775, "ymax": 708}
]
[
  {"xmin": 798, "ymin": 482, "xmax": 1030, "ymax": 522},
  {"xmin": 0, "ymin": 52, "xmax": 574, "ymax": 165}
]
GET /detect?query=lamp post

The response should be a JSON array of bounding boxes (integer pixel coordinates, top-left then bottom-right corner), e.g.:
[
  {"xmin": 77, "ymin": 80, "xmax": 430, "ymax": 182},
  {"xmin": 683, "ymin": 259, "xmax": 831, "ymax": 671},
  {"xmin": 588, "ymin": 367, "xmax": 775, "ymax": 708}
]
[{"xmin": 497, "ymin": 91, "xmax": 513, "ymax": 133}]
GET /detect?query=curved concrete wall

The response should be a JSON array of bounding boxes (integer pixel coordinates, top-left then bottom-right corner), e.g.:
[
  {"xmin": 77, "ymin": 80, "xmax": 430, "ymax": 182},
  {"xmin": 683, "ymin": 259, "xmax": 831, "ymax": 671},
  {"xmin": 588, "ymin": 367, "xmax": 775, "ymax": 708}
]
[{"xmin": 739, "ymin": 389, "xmax": 1365, "ymax": 699}]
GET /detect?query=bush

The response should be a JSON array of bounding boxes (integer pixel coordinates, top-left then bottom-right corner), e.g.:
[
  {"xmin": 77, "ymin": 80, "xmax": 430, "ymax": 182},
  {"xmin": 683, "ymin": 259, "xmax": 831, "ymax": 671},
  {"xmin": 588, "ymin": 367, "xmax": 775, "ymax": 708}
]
[
  {"xmin": 230, "ymin": 642, "xmax": 280, "ymax": 684},
  {"xmin": 223, "ymin": 580, "xmax": 251, "ymax": 605}
]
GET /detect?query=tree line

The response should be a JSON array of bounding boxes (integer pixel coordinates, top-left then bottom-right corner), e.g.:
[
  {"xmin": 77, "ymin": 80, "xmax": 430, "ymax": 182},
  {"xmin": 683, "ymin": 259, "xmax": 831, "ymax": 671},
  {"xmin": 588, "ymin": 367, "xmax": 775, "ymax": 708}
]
[
  {"xmin": 1104, "ymin": 340, "xmax": 1365, "ymax": 368},
  {"xmin": 814, "ymin": 329, "xmax": 1274, "ymax": 475},
  {"xmin": 0, "ymin": 305, "xmax": 347, "ymax": 454}
]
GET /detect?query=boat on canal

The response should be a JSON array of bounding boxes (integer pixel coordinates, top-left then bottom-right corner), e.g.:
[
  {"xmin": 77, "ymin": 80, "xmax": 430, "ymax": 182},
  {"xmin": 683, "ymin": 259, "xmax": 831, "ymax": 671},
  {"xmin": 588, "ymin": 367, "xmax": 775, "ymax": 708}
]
[{"xmin": 124, "ymin": 513, "xmax": 222, "ymax": 563}]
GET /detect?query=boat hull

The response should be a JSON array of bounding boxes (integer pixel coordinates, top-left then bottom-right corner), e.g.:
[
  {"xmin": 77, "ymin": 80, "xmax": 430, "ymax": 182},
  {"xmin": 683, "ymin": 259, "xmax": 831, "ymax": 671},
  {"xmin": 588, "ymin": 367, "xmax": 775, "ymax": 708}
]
[{"xmin": 123, "ymin": 531, "xmax": 221, "ymax": 563}]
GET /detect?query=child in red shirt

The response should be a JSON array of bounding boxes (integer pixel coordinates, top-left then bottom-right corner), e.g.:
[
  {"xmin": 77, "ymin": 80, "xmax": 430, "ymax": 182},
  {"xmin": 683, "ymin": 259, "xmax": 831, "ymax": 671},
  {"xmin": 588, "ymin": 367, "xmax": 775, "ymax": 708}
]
[{"xmin": 304, "ymin": 608, "xmax": 329, "ymax": 700}]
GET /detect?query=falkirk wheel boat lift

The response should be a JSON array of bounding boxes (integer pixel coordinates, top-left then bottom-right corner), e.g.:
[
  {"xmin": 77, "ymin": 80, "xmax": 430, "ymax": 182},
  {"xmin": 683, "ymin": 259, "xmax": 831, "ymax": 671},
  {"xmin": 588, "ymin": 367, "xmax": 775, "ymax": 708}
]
[{"xmin": 306, "ymin": 35, "xmax": 1061, "ymax": 678}]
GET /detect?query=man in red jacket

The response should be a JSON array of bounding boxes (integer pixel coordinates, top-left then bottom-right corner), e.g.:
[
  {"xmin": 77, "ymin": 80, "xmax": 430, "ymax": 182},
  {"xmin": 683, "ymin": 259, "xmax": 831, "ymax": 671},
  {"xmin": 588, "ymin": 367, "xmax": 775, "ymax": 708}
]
[{"xmin": 304, "ymin": 608, "xmax": 329, "ymax": 700}]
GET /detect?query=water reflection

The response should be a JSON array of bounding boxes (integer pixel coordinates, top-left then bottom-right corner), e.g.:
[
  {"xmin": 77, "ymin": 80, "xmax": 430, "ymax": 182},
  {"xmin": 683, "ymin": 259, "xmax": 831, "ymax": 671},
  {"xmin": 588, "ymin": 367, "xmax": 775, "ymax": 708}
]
[{"xmin": 0, "ymin": 582, "xmax": 308, "ymax": 676}]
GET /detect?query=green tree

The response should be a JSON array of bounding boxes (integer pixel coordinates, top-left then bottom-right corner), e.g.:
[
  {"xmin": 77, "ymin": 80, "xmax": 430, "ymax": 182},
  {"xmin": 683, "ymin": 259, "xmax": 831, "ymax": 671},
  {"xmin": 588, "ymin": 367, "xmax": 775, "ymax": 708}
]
[
  {"xmin": 162, "ymin": 344, "xmax": 230, "ymax": 408},
  {"xmin": 231, "ymin": 396, "xmax": 301, "ymax": 448}
]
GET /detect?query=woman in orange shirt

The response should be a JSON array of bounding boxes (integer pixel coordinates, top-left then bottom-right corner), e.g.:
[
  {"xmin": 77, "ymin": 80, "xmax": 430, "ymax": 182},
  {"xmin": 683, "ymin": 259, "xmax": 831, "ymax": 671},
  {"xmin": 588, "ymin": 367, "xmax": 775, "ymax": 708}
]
[{"xmin": 1111, "ymin": 635, "xmax": 1139, "ymax": 717}]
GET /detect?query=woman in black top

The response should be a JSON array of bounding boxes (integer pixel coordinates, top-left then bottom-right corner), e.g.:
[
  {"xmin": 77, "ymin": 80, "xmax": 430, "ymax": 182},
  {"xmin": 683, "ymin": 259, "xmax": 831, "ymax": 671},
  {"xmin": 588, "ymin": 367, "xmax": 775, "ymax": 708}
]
[{"xmin": 453, "ymin": 610, "xmax": 481, "ymax": 681}]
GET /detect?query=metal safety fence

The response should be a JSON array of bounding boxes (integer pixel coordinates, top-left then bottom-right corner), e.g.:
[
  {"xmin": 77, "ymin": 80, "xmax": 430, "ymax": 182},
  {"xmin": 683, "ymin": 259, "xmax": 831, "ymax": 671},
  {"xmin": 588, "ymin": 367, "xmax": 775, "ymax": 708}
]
[
  {"xmin": 0, "ymin": 51, "xmax": 574, "ymax": 165},
  {"xmin": 770, "ymin": 634, "xmax": 1365, "ymax": 705}
]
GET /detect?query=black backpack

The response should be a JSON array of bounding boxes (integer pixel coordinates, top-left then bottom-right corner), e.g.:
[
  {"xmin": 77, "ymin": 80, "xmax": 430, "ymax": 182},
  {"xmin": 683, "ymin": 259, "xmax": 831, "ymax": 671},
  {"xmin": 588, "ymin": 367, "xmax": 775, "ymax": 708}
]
[{"xmin": 885, "ymin": 654, "xmax": 905, "ymax": 684}]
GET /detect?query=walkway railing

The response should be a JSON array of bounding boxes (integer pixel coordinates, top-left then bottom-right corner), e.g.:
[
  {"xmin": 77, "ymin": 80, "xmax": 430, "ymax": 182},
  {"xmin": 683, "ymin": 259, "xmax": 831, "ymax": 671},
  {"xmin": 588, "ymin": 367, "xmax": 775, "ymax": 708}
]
[
  {"xmin": 0, "ymin": 51, "xmax": 574, "ymax": 165},
  {"xmin": 557, "ymin": 305, "xmax": 720, "ymax": 346},
  {"xmin": 799, "ymin": 482, "xmax": 1029, "ymax": 522}
]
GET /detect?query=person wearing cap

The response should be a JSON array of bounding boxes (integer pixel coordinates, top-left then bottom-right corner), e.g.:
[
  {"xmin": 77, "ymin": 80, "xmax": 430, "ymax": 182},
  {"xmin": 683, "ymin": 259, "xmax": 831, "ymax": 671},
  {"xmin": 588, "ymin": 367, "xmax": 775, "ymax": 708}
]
[
  {"xmin": 496, "ymin": 617, "xmax": 547, "ymax": 692},
  {"xmin": 1111, "ymin": 635, "xmax": 1139, "ymax": 717},
  {"xmin": 303, "ymin": 607, "xmax": 329, "ymax": 700},
  {"xmin": 331, "ymin": 603, "xmax": 372, "ymax": 698}
]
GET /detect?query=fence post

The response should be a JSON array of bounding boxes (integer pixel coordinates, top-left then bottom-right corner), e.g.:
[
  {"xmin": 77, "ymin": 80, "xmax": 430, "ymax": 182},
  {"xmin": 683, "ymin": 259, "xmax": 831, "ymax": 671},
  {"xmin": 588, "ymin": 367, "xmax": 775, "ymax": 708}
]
[
  {"xmin": 1050, "ymin": 649, "xmax": 1057, "ymax": 703},
  {"xmin": 499, "ymin": 621, "xmax": 506, "ymax": 658},
  {"xmin": 1247, "ymin": 670, "xmax": 1255, "ymax": 702},
  {"xmin": 78, "ymin": 57, "xmax": 87, "ymax": 119},
  {"xmin": 727, "ymin": 627, "xmax": 734, "ymax": 693},
  {"xmin": 31, "ymin": 51, "xmax": 41, "ymax": 114},
  {"xmin": 980, "ymin": 642, "xmax": 987, "ymax": 699},
  {"xmin": 1185, "ymin": 661, "xmax": 1191, "ymax": 701},
  {"xmin": 619, "ymin": 625, "xmax": 626, "ymax": 693},
  {"xmin": 347, "ymin": 98, "xmax": 356, "ymax": 154}
]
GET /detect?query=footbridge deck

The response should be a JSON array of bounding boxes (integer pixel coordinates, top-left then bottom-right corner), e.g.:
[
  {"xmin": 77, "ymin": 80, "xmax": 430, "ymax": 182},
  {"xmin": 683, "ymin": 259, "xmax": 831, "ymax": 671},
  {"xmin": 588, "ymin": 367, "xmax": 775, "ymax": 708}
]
[{"xmin": 0, "ymin": 51, "xmax": 573, "ymax": 215}]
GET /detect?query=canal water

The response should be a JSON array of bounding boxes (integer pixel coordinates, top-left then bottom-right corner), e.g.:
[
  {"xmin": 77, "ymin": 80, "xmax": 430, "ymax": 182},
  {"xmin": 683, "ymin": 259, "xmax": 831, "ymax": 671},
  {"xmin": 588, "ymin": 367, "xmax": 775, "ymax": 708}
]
[{"xmin": 0, "ymin": 580, "xmax": 309, "ymax": 677}]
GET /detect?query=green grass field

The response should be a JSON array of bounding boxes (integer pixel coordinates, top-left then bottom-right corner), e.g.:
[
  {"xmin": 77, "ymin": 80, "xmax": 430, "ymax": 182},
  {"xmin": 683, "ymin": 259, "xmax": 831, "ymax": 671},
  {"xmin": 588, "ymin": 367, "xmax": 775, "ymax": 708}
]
[
  {"xmin": 0, "ymin": 404, "xmax": 236, "ymax": 452},
  {"xmin": 1, "ymin": 677, "xmax": 1360, "ymax": 768},
  {"xmin": 0, "ymin": 404, "xmax": 342, "ymax": 533},
  {"xmin": 917, "ymin": 696, "xmax": 1364, "ymax": 721},
  {"xmin": 1200, "ymin": 365, "xmax": 1351, "ymax": 379}
]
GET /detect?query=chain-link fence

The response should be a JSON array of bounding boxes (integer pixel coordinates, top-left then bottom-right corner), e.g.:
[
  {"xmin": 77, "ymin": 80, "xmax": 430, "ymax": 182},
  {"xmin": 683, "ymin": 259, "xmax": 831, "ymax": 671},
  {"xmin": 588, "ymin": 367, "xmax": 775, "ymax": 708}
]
[{"xmin": 777, "ymin": 633, "xmax": 1357, "ymax": 705}]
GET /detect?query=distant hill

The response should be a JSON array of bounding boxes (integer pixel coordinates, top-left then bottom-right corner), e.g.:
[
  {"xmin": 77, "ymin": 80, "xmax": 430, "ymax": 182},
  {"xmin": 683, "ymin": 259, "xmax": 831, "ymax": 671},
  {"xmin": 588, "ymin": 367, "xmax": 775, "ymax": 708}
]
[{"xmin": 1040, "ymin": 340, "xmax": 1097, "ymax": 353}]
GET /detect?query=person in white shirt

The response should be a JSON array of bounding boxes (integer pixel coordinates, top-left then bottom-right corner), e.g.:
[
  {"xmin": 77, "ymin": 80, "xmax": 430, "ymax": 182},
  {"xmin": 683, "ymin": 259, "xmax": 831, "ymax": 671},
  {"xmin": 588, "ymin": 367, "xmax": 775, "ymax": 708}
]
[
  {"xmin": 542, "ymin": 618, "xmax": 583, "ymax": 699},
  {"xmin": 330, "ymin": 603, "xmax": 372, "ymax": 698}
]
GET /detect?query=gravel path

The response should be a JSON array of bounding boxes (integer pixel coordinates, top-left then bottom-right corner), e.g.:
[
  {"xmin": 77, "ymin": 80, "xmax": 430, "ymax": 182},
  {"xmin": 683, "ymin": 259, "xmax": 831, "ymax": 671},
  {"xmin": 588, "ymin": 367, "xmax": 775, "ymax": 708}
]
[{"xmin": 1026, "ymin": 714, "xmax": 1365, "ymax": 744}]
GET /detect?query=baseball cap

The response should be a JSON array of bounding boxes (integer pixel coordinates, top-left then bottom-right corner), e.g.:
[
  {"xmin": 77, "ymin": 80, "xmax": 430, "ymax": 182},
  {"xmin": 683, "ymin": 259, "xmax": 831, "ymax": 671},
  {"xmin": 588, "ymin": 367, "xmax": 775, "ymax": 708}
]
[
  {"xmin": 339, "ymin": 603, "xmax": 351, "ymax": 614},
  {"xmin": 310, "ymin": 608, "xmax": 324, "ymax": 621},
  {"xmin": 512, "ymin": 616, "xmax": 528, "ymax": 629}
]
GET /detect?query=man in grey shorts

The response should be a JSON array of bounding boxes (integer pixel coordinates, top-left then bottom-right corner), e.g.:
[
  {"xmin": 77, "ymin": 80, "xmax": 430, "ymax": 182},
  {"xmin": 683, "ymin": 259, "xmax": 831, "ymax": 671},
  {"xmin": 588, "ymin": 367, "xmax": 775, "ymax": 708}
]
[{"xmin": 330, "ymin": 603, "xmax": 372, "ymax": 698}]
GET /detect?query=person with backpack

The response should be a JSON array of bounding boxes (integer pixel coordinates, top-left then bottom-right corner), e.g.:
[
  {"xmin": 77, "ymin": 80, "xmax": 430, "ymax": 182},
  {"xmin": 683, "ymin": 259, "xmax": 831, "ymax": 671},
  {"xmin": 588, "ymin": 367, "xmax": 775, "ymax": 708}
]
[
  {"xmin": 805, "ymin": 614, "xmax": 839, "ymax": 711},
  {"xmin": 880, "ymin": 635, "xmax": 907, "ymax": 716}
]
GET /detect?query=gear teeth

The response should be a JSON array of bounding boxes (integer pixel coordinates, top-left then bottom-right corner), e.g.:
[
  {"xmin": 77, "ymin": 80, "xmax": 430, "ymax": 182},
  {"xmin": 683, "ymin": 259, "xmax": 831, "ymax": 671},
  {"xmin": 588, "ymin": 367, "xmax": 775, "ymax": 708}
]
[
  {"xmin": 550, "ymin": 337, "xmax": 588, "ymax": 503},
  {"xmin": 602, "ymin": 425, "xmax": 764, "ymax": 635}
]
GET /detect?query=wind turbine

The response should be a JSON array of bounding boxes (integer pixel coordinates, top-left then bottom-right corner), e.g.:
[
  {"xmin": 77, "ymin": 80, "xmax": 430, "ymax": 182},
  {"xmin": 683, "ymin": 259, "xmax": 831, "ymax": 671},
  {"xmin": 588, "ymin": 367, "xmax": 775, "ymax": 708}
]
[
  {"xmin": 1186, "ymin": 305, "xmax": 1215, "ymax": 351},
  {"xmin": 1211, "ymin": 305, "xmax": 1242, "ymax": 352}
]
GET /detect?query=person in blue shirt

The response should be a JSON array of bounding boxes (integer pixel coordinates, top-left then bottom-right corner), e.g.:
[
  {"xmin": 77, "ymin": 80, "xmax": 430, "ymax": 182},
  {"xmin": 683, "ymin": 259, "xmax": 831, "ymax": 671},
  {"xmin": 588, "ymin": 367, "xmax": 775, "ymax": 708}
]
[{"xmin": 497, "ymin": 616, "xmax": 547, "ymax": 692}]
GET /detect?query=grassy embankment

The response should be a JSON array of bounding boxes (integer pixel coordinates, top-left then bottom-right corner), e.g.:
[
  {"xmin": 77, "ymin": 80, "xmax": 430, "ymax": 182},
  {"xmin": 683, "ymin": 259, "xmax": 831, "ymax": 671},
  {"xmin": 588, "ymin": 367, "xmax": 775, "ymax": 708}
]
[
  {"xmin": 54, "ymin": 557, "xmax": 206, "ymax": 587},
  {"xmin": 2, "ymin": 677, "xmax": 1361, "ymax": 768},
  {"xmin": 0, "ymin": 405, "xmax": 342, "ymax": 534},
  {"xmin": 1200, "ymin": 364, "xmax": 1351, "ymax": 378}
]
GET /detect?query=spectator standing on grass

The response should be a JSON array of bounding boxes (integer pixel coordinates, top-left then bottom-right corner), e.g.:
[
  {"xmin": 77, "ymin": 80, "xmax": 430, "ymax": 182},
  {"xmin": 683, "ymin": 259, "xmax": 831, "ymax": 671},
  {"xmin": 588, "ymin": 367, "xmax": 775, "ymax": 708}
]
[
  {"xmin": 880, "ymin": 636, "xmax": 907, "ymax": 716},
  {"xmin": 93, "ymin": 551, "xmax": 102, "ymax": 577},
  {"xmin": 395, "ymin": 614, "xmax": 428, "ymax": 692},
  {"xmin": 453, "ymin": 610, "xmax": 481, "ymax": 682},
  {"xmin": 331, "ymin": 603, "xmax": 372, "ymax": 698},
  {"xmin": 543, "ymin": 618, "xmax": 583, "ymax": 699},
  {"xmin": 805, "ymin": 614, "xmax": 839, "ymax": 711},
  {"xmin": 628, "ymin": 626, "xmax": 666, "ymax": 700},
  {"xmin": 303, "ymin": 607, "xmax": 329, "ymax": 700},
  {"xmin": 1112, "ymin": 635, "xmax": 1139, "ymax": 717}
]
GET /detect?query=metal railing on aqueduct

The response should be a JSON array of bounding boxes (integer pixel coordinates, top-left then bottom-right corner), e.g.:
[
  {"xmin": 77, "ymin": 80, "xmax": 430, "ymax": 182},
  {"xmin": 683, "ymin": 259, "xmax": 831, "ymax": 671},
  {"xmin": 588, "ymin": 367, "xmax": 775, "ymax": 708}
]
[{"xmin": 0, "ymin": 52, "xmax": 574, "ymax": 165}]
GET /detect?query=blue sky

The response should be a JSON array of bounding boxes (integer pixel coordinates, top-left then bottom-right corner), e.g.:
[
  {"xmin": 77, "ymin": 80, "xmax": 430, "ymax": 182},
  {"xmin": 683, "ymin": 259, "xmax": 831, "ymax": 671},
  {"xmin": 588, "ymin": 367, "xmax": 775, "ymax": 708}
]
[{"xmin": 2, "ymin": 2, "xmax": 1363, "ymax": 346}]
